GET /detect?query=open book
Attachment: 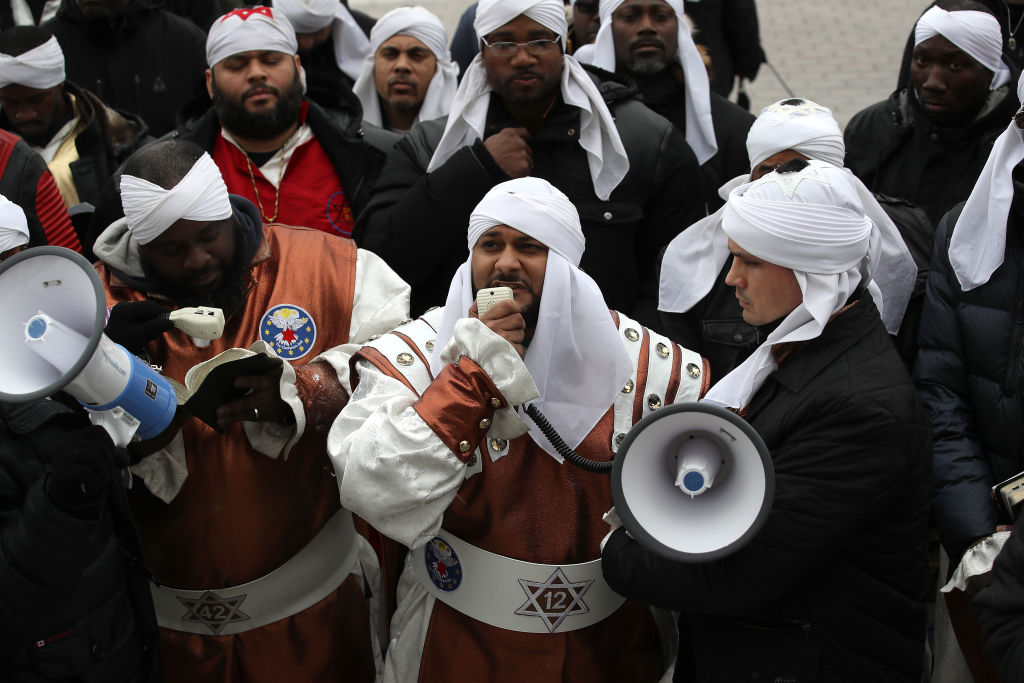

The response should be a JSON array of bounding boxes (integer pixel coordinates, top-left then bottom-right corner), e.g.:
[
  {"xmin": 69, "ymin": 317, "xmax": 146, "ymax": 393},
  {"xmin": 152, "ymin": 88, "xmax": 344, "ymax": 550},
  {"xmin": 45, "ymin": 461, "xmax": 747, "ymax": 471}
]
[{"xmin": 166, "ymin": 347, "xmax": 282, "ymax": 431}]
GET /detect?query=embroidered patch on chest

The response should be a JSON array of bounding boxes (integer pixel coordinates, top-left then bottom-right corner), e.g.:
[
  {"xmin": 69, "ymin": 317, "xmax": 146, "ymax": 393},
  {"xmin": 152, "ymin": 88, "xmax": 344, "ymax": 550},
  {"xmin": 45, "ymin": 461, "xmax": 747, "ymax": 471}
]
[
  {"xmin": 259, "ymin": 304, "xmax": 317, "ymax": 360},
  {"xmin": 424, "ymin": 537, "xmax": 463, "ymax": 592}
]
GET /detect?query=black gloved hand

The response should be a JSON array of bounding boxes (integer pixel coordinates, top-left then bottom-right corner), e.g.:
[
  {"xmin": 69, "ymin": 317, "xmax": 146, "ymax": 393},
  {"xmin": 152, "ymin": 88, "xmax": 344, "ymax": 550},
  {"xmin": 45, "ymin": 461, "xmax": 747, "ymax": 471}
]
[
  {"xmin": 104, "ymin": 300, "xmax": 174, "ymax": 355},
  {"xmin": 45, "ymin": 425, "xmax": 119, "ymax": 518}
]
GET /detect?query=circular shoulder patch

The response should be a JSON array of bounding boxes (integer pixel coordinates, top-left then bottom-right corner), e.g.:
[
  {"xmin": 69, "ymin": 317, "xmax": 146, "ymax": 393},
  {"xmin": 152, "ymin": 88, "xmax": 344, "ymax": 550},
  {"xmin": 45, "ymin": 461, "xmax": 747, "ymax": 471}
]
[
  {"xmin": 259, "ymin": 304, "xmax": 317, "ymax": 360},
  {"xmin": 424, "ymin": 536, "xmax": 463, "ymax": 592}
]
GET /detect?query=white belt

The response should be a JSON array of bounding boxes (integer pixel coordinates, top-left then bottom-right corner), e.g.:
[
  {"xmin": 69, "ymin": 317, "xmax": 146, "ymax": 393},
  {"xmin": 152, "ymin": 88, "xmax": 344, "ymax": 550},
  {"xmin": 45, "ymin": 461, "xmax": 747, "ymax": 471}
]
[
  {"xmin": 150, "ymin": 509, "xmax": 360, "ymax": 636},
  {"xmin": 413, "ymin": 531, "xmax": 625, "ymax": 634}
]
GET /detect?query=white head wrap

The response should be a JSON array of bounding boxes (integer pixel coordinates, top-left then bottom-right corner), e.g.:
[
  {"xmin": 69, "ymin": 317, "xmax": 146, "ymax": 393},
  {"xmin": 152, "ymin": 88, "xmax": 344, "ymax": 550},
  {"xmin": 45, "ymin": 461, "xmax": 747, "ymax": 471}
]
[
  {"xmin": 429, "ymin": 177, "xmax": 633, "ymax": 460},
  {"xmin": 206, "ymin": 6, "xmax": 299, "ymax": 67},
  {"xmin": 682, "ymin": 161, "xmax": 884, "ymax": 409},
  {"xmin": 661, "ymin": 102, "xmax": 916, "ymax": 335},
  {"xmin": 274, "ymin": 0, "xmax": 371, "ymax": 82},
  {"xmin": 351, "ymin": 6, "xmax": 459, "ymax": 127},
  {"xmin": 949, "ymin": 73, "xmax": 1024, "ymax": 290},
  {"xmin": 574, "ymin": 0, "xmax": 717, "ymax": 165},
  {"xmin": 427, "ymin": 0, "xmax": 629, "ymax": 201},
  {"xmin": 915, "ymin": 6, "xmax": 1011, "ymax": 90},
  {"xmin": 745, "ymin": 98, "xmax": 845, "ymax": 171},
  {"xmin": 0, "ymin": 35, "xmax": 65, "ymax": 90},
  {"xmin": 120, "ymin": 153, "xmax": 233, "ymax": 246},
  {"xmin": 0, "ymin": 194, "xmax": 29, "ymax": 252}
]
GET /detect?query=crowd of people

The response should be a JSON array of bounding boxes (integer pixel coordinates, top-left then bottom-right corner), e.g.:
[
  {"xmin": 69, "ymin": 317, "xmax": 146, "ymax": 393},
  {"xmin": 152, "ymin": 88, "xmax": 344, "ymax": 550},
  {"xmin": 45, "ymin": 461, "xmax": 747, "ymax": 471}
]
[{"xmin": 1, "ymin": 0, "xmax": 1024, "ymax": 682}]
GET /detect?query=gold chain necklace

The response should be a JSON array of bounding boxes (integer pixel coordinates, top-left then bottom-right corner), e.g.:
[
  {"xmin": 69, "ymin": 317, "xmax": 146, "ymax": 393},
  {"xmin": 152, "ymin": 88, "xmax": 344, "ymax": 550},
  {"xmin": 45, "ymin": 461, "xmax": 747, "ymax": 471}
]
[
  {"xmin": 243, "ymin": 140, "xmax": 292, "ymax": 223},
  {"xmin": 1005, "ymin": 1, "xmax": 1024, "ymax": 50}
]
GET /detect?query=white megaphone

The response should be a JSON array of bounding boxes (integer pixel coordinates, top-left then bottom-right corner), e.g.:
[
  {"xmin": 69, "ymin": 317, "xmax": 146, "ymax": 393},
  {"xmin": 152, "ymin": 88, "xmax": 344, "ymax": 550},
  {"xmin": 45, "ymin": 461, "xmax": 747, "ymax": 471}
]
[
  {"xmin": 611, "ymin": 402, "xmax": 774, "ymax": 562},
  {"xmin": 0, "ymin": 246, "xmax": 177, "ymax": 442}
]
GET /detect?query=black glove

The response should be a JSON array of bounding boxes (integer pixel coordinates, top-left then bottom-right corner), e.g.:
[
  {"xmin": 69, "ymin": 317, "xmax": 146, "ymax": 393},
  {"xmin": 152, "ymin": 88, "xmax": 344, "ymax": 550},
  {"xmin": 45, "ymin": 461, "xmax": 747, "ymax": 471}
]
[
  {"xmin": 104, "ymin": 300, "xmax": 174, "ymax": 355},
  {"xmin": 45, "ymin": 425, "xmax": 119, "ymax": 518}
]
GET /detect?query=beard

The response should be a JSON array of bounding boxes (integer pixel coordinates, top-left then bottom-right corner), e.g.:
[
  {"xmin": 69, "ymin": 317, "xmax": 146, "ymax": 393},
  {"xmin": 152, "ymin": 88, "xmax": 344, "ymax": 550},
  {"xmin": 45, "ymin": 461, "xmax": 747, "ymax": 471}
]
[
  {"xmin": 141, "ymin": 222, "xmax": 252, "ymax": 317},
  {"xmin": 211, "ymin": 70, "xmax": 303, "ymax": 140},
  {"xmin": 475, "ymin": 272, "xmax": 541, "ymax": 330}
]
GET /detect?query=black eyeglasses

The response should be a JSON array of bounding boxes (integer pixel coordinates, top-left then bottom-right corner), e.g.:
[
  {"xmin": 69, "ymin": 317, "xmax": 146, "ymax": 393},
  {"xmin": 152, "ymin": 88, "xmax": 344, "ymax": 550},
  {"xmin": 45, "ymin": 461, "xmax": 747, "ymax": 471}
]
[
  {"xmin": 574, "ymin": 2, "xmax": 599, "ymax": 16},
  {"xmin": 480, "ymin": 35, "xmax": 561, "ymax": 58}
]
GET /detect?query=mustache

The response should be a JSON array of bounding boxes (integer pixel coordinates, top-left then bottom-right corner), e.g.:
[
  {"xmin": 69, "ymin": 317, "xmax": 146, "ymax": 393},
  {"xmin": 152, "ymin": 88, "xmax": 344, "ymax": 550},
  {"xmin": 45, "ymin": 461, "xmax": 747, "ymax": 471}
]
[
  {"xmin": 629, "ymin": 38, "xmax": 666, "ymax": 51},
  {"xmin": 387, "ymin": 76, "xmax": 417, "ymax": 88},
  {"xmin": 243, "ymin": 83, "xmax": 280, "ymax": 100}
]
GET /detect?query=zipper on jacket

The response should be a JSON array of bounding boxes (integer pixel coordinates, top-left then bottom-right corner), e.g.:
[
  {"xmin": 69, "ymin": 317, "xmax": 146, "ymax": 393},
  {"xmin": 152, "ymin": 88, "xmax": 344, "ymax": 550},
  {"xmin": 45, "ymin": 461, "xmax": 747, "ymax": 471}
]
[{"xmin": 1002, "ymin": 277, "xmax": 1024, "ymax": 395}]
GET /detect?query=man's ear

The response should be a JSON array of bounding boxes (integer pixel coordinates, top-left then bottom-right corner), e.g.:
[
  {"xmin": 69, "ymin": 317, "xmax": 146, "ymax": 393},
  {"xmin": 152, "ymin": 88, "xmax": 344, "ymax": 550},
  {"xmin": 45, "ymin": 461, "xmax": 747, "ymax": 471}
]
[{"xmin": 205, "ymin": 68, "xmax": 214, "ymax": 99}]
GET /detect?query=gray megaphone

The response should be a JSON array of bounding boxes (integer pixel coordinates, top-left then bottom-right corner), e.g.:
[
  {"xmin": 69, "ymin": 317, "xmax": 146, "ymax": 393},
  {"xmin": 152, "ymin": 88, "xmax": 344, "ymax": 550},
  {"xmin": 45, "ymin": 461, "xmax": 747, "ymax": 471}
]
[
  {"xmin": 0, "ymin": 246, "xmax": 177, "ymax": 441},
  {"xmin": 610, "ymin": 402, "xmax": 774, "ymax": 562}
]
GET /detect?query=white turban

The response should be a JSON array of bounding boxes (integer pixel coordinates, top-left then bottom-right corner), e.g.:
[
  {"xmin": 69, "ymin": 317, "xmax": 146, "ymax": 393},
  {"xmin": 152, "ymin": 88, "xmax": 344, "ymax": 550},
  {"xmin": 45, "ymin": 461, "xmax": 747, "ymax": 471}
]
[
  {"xmin": 574, "ymin": 0, "xmax": 717, "ymax": 165},
  {"xmin": 949, "ymin": 73, "xmax": 1024, "ymax": 290},
  {"xmin": 428, "ymin": 0, "xmax": 629, "ymax": 201},
  {"xmin": 666, "ymin": 162, "xmax": 892, "ymax": 409},
  {"xmin": 351, "ymin": 6, "xmax": 459, "ymax": 127},
  {"xmin": 273, "ymin": 0, "xmax": 370, "ymax": 82},
  {"xmin": 746, "ymin": 98, "xmax": 845, "ymax": 171},
  {"xmin": 915, "ymin": 6, "xmax": 1011, "ymax": 90},
  {"xmin": 0, "ymin": 194, "xmax": 29, "ymax": 252},
  {"xmin": 206, "ymin": 6, "xmax": 299, "ymax": 67},
  {"xmin": 120, "ymin": 153, "xmax": 233, "ymax": 246},
  {"xmin": 430, "ymin": 177, "xmax": 633, "ymax": 461},
  {"xmin": 0, "ymin": 36, "xmax": 65, "ymax": 90}
]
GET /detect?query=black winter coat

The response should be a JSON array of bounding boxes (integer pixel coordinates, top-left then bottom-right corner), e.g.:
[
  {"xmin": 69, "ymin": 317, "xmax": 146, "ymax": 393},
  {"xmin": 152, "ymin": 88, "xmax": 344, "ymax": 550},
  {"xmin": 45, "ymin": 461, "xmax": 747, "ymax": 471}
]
[
  {"xmin": 174, "ymin": 93, "xmax": 391, "ymax": 220},
  {"xmin": 973, "ymin": 511, "xmax": 1024, "ymax": 681},
  {"xmin": 0, "ymin": 401, "xmax": 159, "ymax": 682},
  {"xmin": 683, "ymin": 0, "xmax": 765, "ymax": 96},
  {"xmin": 603, "ymin": 298, "xmax": 931, "ymax": 683},
  {"xmin": 44, "ymin": 0, "xmax": 207, "ymax": 136},
  {"xmin": 844, "ymin": 87, "xmax": 1018, "ymax": 226},
  {"xmin": 914, "ymin": 193, "xmax": 1024, "ymax": 559},
  {"xmin": 353, "ymin": 66, "xmax": 707, "ymax": 325},
  {"xmin": 630, "ymin": 67, "xmax": 755, "ymax": 210}
]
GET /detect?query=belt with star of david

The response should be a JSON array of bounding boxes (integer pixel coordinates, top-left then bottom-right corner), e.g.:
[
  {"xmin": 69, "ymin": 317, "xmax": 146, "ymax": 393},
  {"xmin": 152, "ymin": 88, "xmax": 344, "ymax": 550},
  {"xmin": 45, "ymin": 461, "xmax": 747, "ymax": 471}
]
[
  {"xmin": 149, "ymin": 509, "xmax": 361, "ymax": 636},
  {"xmin": 413, "ymin": 531, "xmax": 626, "ymax": 634}
]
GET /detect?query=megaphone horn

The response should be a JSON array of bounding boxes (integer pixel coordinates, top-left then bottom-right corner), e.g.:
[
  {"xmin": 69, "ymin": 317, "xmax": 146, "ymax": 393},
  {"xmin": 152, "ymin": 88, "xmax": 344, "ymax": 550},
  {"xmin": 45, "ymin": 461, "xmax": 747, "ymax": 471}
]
[
  {"xmin": 611, "ymin": 402, "xmax": 774, "ymax": 562},
  {"xmin": 0, "ymin": 246, "xmax": 177, "ymax": 441}
]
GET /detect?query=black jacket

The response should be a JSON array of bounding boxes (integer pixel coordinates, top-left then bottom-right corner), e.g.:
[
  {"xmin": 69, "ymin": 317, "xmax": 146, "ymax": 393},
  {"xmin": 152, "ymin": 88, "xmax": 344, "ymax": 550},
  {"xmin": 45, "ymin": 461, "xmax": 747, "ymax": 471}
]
[
  {"xmin": 603, "ymin": 298, "xmax": 931, "ymax": 683},
  {"xmin": 683, "ymin": 0, "xmax": 765, "ymax": 96},
  {"xmin": 168, "ymin": 92, "xmax": 391, "ymax": 225},
  {"xmin": 631, "ymin": 67, "xmax": 755, "ymax": 209},
  {"xmin": 914, "ymin": 193, "xmax": 1024, "ymax": 559},
  {"xmin": 844, "ymin": 87, "xmax": 1018, "ymax": 226},
  {"xmin": 0, "ymin": 83, "xmax": 150, "ymax": 239},
  {"xmin": 353, "ymin": 65, "xmax": 707, "ymax": 325},
  {"xmin": 44, "ymin": 0, "xmax": 207, "ymax": 136},
  {"xmin": 973, "ymin": 511, "xmax": 1024, "ymax": 681},
  {"xmin": 0, "ymin": 401, "xmax": 159, "ymax": 682}
]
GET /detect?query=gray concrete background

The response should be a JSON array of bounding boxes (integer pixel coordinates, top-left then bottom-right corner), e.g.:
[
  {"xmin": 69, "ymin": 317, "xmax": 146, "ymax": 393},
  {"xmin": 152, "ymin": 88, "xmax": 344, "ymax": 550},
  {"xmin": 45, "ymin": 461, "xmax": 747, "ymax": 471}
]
[{"xmin": 349, "ymin": 0, "xmax": 931, "ymax": 128}]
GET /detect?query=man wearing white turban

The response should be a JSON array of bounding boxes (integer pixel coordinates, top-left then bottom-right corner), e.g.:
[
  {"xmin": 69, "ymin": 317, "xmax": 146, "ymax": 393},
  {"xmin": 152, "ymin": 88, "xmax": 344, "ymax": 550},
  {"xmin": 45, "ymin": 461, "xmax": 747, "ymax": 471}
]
[
  {"xmin": 171, "ymin": 5, "xmax": 390, "ymax": 240},
  {"xmin": 604, "ymin": 158, "xmax": 932, "ymax": 683},
  {"xmin": 356, "ymin": 0, "xmax": 705, "ymax": 325},
  {"xmin": 659, "ymin": 98, "xmax": 923, "ymax": 382},
  {"xmin": 846, "ymin": 0, "xmax": 1019, "ymax": 226},
  {"xmin": 914, "ymin": 68, "xmax": 1024, "ymax": 683},
  {"xmin": 0, "ymin": 26, "xmax": 150, "ymax": 217},
  {"xmin": 92, "ymin": 139, "xmax": 410, "ymax": 682},
  {"xmin": 333, "ymin": 176, "xmax": 708, "ymax": 682},
  {"xmin": 274, "ymin": 0, "xmax": 374, "ymax": 102},
  {"xmin": 350, "ymin": 6, "xmax": 459, "ymax": 132},
  {"xmin": 574, "ymin": 0, "xmax": 755, "ymax": 208}
]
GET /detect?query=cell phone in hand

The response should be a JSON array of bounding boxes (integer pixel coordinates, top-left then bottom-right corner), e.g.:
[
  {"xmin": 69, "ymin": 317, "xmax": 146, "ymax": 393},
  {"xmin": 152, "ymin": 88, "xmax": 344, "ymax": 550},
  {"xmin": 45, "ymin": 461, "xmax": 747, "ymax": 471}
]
[{"xmin": 476, "ymin": 286, "xmax": 513, "ymax": 315}]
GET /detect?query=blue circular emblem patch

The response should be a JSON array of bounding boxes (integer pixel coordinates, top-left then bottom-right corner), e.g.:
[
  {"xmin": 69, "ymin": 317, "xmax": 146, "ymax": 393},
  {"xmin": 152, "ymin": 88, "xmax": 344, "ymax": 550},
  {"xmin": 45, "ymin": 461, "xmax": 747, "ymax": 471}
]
[
  {"xmin": 424, "ymin": 537, "xmax": 462, "ymax": 592},
  {"xmin": 259, "ymin": 304, "xmax": 317, "ymax": 361}
]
